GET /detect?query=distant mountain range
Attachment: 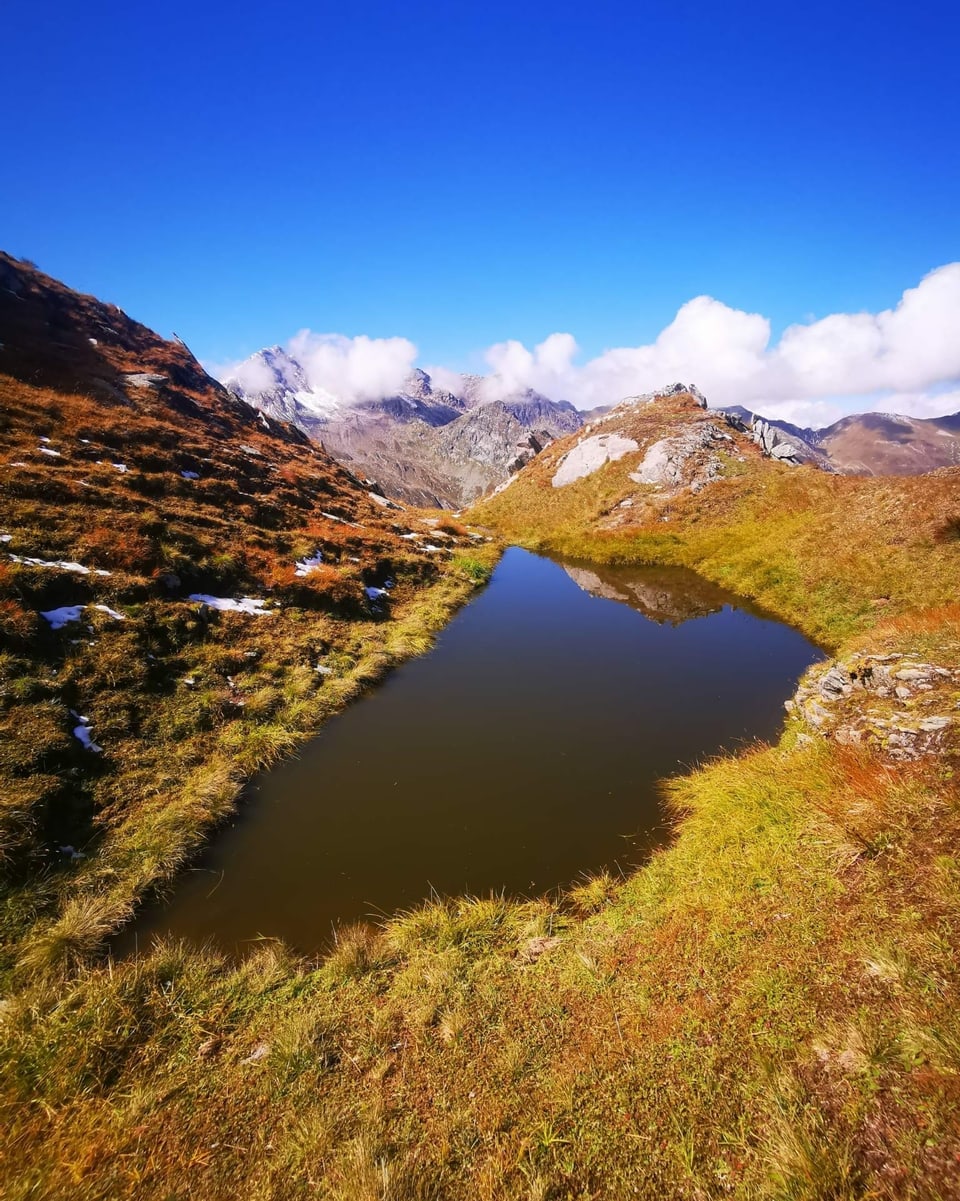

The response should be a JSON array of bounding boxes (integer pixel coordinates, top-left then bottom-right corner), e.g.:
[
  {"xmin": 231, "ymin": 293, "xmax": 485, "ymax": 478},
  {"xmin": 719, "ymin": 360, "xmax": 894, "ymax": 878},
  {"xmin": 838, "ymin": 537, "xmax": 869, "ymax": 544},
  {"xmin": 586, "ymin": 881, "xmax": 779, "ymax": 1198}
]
[
  {"xmin": 224, "ymin": 349, "xmax": 585, "ymax": 507},
  {"xmin": 223, "ymin": 348, "xmax": 960, "ymax": 507},
  {"xmin": 719, "ymin": 405, "xmax": 960, "ymax": 475}
]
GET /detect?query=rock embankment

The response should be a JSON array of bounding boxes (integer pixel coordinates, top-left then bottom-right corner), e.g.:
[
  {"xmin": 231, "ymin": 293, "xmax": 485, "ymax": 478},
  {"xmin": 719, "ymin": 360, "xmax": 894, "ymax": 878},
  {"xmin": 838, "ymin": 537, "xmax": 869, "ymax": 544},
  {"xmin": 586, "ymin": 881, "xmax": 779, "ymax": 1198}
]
[{"xmin": 788, "ymin": 652, "xmax": 957, "ymax": 759}]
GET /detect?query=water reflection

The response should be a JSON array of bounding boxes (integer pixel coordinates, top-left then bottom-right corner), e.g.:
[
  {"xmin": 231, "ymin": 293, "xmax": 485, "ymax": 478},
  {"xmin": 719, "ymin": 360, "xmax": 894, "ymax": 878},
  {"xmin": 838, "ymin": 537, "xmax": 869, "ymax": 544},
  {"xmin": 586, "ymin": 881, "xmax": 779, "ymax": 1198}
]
[
  {"xmin": 562, "ymin": 562, "xmax": 734, "ymax": 625},
  {"xmin": 124, "ymin": 549, "xmax": 824, "ymax": 957}
]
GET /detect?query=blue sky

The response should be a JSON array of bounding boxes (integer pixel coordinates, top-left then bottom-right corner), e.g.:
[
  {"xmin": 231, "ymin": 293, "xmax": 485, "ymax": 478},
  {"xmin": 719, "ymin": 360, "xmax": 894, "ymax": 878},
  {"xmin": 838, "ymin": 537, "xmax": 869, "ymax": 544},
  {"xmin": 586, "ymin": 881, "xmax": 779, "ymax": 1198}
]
[{"xmin": 3, "ymin": 1, "xmax": 959, "ymax": 418}]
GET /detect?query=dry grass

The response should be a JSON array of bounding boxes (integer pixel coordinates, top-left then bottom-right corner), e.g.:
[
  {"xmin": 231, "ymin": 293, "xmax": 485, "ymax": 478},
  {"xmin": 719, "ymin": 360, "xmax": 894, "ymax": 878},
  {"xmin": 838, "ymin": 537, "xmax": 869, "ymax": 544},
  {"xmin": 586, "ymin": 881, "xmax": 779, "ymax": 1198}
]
[
  {"xmin": 3, "ymin": 283, "xmax": 960, "ymax": 1197},
  {"xmin": 0, "ymin": 304, "xmax": 497, "ymax": 986}
]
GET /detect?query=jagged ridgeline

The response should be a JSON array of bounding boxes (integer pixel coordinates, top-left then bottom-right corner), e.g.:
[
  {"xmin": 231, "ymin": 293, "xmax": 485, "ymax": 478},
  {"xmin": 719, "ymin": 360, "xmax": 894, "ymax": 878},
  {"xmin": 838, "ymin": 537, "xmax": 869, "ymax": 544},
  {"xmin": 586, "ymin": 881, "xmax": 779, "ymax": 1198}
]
[
  {"xmin": 225, "ymin": 342, "xmax": 960, "ymax": 512},
  {"xmin": 0, "ymin": 252, "xmax": 496, "ymax": 971},
  {"xmin": 223, "ymin": 346, "xmax": 587, "ymax": 508}
]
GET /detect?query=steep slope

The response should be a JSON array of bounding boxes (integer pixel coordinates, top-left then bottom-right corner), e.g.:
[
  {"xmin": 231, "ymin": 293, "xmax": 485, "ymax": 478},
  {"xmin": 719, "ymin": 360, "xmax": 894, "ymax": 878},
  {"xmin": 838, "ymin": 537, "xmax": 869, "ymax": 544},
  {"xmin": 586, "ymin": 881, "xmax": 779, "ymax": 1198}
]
[
  {"xmin": 0, "ymin": 254, "xmax": 496, "ymax": 976},
  {"xmin": 225, "ymin": 348, "xmax": 584, "ymax": 507}
]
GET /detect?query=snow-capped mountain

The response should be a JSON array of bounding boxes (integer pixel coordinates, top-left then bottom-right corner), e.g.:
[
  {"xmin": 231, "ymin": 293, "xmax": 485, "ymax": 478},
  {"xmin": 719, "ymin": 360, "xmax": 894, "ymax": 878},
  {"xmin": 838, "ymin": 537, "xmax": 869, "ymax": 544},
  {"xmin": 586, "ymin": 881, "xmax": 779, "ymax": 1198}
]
[
  {"xmin": 222, "ymin": 350, "xmax": 585, "ymax": 507},
  {"xmin": 222, "ymin": 346, "xmax": 343, "ymax": 426}
]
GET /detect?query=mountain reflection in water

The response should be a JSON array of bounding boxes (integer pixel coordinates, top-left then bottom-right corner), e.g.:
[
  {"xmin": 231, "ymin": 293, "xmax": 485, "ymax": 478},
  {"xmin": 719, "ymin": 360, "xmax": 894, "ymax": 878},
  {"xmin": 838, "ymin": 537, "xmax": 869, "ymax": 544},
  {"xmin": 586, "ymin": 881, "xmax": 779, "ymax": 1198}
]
[{"xmin": 562, "ymin": 562, "xmax": 736, "ymax": 625}]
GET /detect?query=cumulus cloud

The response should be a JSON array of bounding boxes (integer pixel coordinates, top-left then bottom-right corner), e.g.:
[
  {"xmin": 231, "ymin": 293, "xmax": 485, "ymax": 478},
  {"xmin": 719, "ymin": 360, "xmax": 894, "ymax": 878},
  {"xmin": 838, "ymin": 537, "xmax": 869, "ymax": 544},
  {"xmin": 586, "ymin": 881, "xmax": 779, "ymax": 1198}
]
[
  {"xmin": 437, "ymin": 263, "xmax": 960, "ymax": 424},
  {"xmin": 218, "ymin": 332, "xmax": 418, "ymax": 406},
  {"xmin": 217, "ymin": 264, "xmax": 960, "ymax": 427},
  {"xmin": 287, "ymin": 331, "xmax": 417, "ymax": 402},
  {"xmin": 221, "ymin": 352, "xmax": 282, "ymax": 397}
]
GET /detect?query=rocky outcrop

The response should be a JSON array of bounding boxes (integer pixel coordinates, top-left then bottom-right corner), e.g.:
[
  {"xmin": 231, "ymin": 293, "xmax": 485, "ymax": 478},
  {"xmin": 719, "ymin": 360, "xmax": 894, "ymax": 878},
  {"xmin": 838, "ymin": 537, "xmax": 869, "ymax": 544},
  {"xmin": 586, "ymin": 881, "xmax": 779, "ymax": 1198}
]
[
  {"xmin": 629, "ymin": 422, "xmax": 734, "ymax": 493},
  {"xmin": 788, "ymin": 652, "xmax": 957, "ymax": 760},
  {"xmin": 748, "ymin": 418, "xmax": 805, "ymax": 467},
  {"xmin": 552, "ymin": 433, "xmax": 639, "ymax": 487}
]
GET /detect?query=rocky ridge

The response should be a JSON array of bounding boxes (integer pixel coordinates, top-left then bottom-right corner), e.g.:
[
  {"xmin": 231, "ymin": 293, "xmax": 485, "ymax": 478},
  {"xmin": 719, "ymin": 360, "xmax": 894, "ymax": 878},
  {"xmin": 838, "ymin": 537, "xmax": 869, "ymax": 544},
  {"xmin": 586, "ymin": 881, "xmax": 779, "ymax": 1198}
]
[{"xmin": 544, "ymin": 383, "xmax": 821, "ymax": 523}]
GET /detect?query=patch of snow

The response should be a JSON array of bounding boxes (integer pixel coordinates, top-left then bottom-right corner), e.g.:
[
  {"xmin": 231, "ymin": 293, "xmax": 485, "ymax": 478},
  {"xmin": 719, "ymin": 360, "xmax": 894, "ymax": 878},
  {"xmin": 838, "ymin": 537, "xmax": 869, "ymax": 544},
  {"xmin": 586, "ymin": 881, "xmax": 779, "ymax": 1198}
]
[
  {"xmin": 40, "ymin": 605, "xmax": 86, "ymax": 630},
  {"xmin": 8, "ymin": 461, "xmax": 27, "ymax": 467},
  {"xmin": 88, "ymin": 337, "xmax": 98, "ymax": 346},
  {"xmin": 40, "ymin": 437, "xmax": 50, "ymax": 443},
  {"xmin": 112, "ymin": 463, "xmax": 128, "ymax": 473},
  {"xmin": 365, "ymin": 586, "xmax": 389, "ymax": 601},
  {"xmin": 39, "ymin": 447, "xmax": 62, "ymax": 458},
  {"xmin": 72, "ymin": 715, "xmax": 103, "ymax": 754},
  {"xmin": 400, "ymin": 532, "xmax": 419, "ymax": 540},
  {"xmin": 321, "ymin": 511, "xmax": 363, "ymax": 528},
  {"xmin": 423, "ymin": 544, "xmax": 444, "ymax": 553},
  {"xmin": 181, "ymin": 470, "xmax": 200, "ymax": 480},
  {"xmin": 552, "ymin": 433, "xmax": 639, "ymax": 487},
  {"xmin": 92, "ymin": 604, "xmax": 125, "ymax": 621},
  {"xmin": 10, "ymin": 554, "xmax": 111, "ymax": 577},
  {"xmin": 188, "ymin": 594, "xmax": 273, "ymax": 615},
  {"xmin": 80, "ymin": 438, "xmax": 91, "ymax": 444},
  {"xmin": 0, "ymin": 534, "xmax": 10, "ymax": 543},
  {"xmin": 315, "ymin": 664, "xmax": 333, "ymax": 676},
  {"xmin": 294, "ymin": 550, "xmax": 324, "ymax": 577}
]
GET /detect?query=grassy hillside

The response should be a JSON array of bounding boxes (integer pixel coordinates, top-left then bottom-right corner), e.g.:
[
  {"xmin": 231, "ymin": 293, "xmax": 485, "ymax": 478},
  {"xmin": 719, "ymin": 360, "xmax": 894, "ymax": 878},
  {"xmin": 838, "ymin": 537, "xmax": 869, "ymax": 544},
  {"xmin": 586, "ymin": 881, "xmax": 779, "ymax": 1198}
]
[
  {"xmin": 471, "ymin": 390, "xmax": 960, "ymax": 648},
  {"xmin": 3, "ymin": 311, "xmax": 960, "ymax": 1197},
  {"xmin": 0, "ymin": 255, "xmax": 497, "ymax": 983}
]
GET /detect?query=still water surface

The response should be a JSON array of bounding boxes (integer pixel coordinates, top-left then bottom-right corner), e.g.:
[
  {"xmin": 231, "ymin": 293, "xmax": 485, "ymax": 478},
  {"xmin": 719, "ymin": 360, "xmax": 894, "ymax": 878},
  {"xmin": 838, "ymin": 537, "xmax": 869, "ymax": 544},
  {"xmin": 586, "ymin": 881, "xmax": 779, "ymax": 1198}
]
[{"xmin": 128, "ymin": 548, "xmax": 823, "ymax": 955}]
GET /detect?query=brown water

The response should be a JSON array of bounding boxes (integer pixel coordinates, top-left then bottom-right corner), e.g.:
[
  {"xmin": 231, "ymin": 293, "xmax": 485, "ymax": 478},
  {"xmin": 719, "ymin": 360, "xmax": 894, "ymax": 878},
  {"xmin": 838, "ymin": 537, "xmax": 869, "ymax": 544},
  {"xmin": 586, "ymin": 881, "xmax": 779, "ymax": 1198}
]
[{"xmin": 126, "ymin": 548, "xmax": 824, "ymax": 956}]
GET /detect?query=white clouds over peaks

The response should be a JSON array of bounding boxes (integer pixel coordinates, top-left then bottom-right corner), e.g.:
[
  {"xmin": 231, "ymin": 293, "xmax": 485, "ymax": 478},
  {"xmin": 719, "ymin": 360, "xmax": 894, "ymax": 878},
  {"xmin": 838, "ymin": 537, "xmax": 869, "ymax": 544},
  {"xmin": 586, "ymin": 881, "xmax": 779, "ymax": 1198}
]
[
  {"xmin": 217, "ymin": 264, "xmax": 960, "ymax": 426},
  {"xmin": 287, "ymin": 331, "xmax": 417, "ymax": 402},
  {"xmin": 465, "ymin": 264, "xmax": 960, "ymax": 422}
]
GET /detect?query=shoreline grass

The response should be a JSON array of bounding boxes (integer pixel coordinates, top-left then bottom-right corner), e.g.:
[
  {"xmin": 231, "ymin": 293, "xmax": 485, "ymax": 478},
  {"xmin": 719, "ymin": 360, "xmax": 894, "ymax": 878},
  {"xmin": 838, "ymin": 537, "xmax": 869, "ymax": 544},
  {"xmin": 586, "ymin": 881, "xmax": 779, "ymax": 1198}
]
[{"xmin": 3, "ymin": 380, "xmax": 960, "ymax": 1196}]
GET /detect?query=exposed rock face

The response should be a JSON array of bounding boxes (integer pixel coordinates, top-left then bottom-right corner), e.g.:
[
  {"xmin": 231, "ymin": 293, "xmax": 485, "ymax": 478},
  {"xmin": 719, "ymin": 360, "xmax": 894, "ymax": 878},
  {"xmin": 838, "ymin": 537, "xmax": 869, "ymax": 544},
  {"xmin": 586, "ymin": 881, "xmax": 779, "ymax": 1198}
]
[
  {"xmin": 552, "ymin": 433, "xmax": 639, "ymax": 487},
  {"xmin": 629, "ymin": 423, "xmax": 734, "ymax": 492},
  {"xmin": 745, "ymin": 416, "xmax": 832, "ymax": 468},
  {"xmin": 789, "ymin": 652, "xmax": 957, "ymax": 760}
]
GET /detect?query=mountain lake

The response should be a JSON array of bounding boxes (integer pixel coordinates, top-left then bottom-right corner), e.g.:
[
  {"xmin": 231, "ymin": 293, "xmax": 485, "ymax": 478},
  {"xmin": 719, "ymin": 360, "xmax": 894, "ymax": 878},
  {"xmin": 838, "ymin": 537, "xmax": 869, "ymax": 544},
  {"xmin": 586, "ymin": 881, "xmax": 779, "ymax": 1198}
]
[{"xmin": 125, "ymin": 547, "xmax": 825, "ymax": 956}]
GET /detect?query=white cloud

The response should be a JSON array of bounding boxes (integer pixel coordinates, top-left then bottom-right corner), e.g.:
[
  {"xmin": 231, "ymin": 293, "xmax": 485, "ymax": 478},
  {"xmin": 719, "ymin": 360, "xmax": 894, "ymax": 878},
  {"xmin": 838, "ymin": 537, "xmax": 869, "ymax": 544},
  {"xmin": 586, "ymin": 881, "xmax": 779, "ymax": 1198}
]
[
  {"xmin": 216, "ymin": 264, "xmax": 960, "ymax": 427},
  {"xmin": 287, "ymin": 331, "xmax": 417, "ymax": 403},
  {"xmin": 456, "ymin": 263, "xmax": 960, "ymax": 424},
  {"xmin": 221, "ymin": 352, "xmax": 284, "ymax": 397}
]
